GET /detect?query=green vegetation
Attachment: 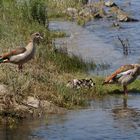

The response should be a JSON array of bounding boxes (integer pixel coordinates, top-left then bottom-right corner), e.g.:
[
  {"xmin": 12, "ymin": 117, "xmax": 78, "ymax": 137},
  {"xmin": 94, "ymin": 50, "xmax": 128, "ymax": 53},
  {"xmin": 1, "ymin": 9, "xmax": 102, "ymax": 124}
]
[
  {"xmin": 45, "ymin": 0, "xmax": 107, "ymax": 26},
  {"xmin": 46, "ymin": 0, "xmax": 83, "ymax": 19},
  {"xmin": 0, "ymin": 0, "xmax": 97, "ymax": 111},
  {"xmin": 0, "ymin": 0, "xmax": 140, "ymax": 118}
]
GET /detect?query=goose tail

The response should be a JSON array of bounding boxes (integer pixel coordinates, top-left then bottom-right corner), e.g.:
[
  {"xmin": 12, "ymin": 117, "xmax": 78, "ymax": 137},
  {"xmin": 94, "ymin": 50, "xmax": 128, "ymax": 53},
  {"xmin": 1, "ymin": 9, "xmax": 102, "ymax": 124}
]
[{"xmin": 0, "ymin": 57, "xmax": 8, "ymax": 63}]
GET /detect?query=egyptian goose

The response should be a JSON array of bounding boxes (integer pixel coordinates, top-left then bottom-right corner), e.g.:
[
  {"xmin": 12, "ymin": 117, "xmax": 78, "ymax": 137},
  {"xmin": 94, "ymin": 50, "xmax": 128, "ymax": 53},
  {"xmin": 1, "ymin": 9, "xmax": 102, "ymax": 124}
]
[
  {"xmin": 0, "ymin": 32, "xmax": 43, "ymax": 71},
  {"xmin": 103, "ymin": 64, "xmax": 140, "ymax": 95}
]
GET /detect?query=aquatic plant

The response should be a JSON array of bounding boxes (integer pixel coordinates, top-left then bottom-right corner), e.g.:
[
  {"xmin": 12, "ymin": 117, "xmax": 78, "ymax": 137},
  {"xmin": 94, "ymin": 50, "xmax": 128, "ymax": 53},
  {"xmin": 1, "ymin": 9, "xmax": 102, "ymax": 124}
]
[{"xmin": 118, "ymin": 36, "xmax": 131, "ymax": 55}]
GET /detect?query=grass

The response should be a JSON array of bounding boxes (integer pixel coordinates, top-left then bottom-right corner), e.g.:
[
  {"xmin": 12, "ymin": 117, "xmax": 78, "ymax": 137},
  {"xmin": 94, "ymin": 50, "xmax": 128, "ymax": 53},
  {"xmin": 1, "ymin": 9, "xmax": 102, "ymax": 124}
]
[
  {"xmin": 46, "ymin": 0, "xmax": 83, "ymax": 19},
  {"xmin": 47, "ymin": 1, "xmax": 106, "ymax": 26},
  {"xmin": 129, "ymin": 79, "xmax": 140, "ymax": 92},
  {"xmin": 0, "ymin": 0, "xmax": 140, "ymax": 116},
  {"xmin": 0, "ymin": 0, "xmax": 97, "ymax": 110}
]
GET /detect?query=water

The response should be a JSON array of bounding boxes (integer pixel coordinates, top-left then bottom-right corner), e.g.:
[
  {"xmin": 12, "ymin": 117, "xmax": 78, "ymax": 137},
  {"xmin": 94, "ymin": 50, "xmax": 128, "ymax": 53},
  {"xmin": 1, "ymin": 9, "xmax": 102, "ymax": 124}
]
[
  {"xmin": 1, "ymin": 1, "xmax": 140, "ymax": 140},
  {"xmin": 49, "ymin": 0, "xmax": 140, "ymax": 74},
  {"xmin": 1, "ymin": 95, "xmax": 140, "ymax": 140},
  {"xmin": 42, "ymin": 95, "xmax": 140, "ymax": 140}
]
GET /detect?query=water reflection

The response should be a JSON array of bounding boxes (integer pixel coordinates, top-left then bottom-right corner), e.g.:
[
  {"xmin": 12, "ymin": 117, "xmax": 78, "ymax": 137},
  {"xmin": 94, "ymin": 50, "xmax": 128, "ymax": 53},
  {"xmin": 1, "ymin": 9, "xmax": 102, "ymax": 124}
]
[
  {"xmin": 112, "ymin": 97, "xmax": 140, "ymax": 132},
  {"xmin": 0, "ymin": 118, "xmax": 45, "ymax": 140},
  {"xmin": 0, "ymin": 95, "xmax": 140, "ymax": 140},
  {"xmin": 50, "ymin": 0, "xmax": 140, "ymax": 75}
]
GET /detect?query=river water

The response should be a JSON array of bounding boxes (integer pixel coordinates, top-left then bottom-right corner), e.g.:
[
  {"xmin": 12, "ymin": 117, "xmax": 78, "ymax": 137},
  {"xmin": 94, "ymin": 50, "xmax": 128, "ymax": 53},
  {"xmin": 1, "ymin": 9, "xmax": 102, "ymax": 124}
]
[
  {"xmin": 1, "ymin": 0, "xmax": 140, "ymax": 140},
  {"xmin": 1, "ymin": 94, "xmax": 140, "ymax": 140},
  {"xmin": 50, "ymin": 0, "xmax": 140, "ymax": 74}
]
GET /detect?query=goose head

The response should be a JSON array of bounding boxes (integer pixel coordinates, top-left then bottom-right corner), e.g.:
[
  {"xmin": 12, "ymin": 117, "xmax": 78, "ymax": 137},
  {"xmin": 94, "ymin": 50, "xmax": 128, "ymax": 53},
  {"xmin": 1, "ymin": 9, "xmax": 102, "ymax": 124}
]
[{"xmin": 31, "ymin": 32, "xmax": 43, "ymax": 44}]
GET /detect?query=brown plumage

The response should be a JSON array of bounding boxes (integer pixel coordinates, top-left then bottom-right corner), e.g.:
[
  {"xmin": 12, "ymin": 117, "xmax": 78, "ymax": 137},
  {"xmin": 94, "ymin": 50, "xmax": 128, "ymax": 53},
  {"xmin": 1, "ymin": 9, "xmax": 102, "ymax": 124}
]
[{"xmin": 103, "ymin": 64, "xmax": 140, "ymax": 95}]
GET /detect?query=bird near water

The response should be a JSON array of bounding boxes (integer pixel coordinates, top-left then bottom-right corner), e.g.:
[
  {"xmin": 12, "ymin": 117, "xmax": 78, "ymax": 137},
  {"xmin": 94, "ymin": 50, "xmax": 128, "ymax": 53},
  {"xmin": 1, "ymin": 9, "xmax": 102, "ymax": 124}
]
[
  {"xmin": 0, "ymin": 32, "xmax": 43, "ymax": 71},
  {"xmin": 103, "ymin": 64, "xmax": 140, "ymax": 95}
]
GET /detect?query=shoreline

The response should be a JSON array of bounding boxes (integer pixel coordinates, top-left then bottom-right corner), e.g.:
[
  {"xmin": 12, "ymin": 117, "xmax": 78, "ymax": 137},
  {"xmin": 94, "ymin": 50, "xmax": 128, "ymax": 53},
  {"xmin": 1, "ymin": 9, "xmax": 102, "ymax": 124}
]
[{"xmin": 0, "ymin": 0, "xmax": 140, "ymax": 125}]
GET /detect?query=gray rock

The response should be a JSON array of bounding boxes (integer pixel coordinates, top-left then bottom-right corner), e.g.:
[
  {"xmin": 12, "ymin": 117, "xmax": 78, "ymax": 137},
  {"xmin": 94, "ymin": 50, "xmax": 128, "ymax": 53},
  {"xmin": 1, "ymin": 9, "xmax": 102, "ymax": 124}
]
[
  {"xmin": 105, "ymin": 0, "xmax": 118, "ymax": 7},
  {"xmin": 117, "ymin": 15, "xmax": 128, "ymax": 22},
  {"xmin": 65, "ymin": 7, "xmax": 77, "ymax": 17},
  {"xmin": 24, "ymin": 96, "xmax": 40, "ymax": 108},
  {"xmin": 40, "ymin": 100, "xmax": 66, "ymax": 114}
]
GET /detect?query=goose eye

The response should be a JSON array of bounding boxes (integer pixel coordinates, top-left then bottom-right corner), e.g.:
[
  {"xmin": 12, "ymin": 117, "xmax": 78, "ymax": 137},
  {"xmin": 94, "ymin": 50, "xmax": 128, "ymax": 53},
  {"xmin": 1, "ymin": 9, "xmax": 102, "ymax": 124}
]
[{"xmin": 36, "ymin": 33, "xmax": 40, "ymax": 36}]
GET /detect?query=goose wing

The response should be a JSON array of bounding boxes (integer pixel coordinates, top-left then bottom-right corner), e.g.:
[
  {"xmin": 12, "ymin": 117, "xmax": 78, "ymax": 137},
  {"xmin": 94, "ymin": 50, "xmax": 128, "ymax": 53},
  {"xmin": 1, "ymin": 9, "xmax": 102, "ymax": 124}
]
[
  {"xmin": 1, "ymin": 47, "xmax": 26, "ymax": 59},
  {"xmin": 103, "ymin": 64, "xmax": 135, "ymax": 84},
  {"xmin": 116, "ymin": 69, "xmax": 135, "ymax": 78}
]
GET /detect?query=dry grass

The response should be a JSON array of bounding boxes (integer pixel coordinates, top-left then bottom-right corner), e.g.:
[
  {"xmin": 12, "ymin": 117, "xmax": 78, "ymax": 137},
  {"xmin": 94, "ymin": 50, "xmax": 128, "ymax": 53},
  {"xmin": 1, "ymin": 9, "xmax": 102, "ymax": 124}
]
[
  {"xmin": 0, "ymin": 0, "xmax": 97, "ymax": 108},
  {"xmin": 0, "ymin": 0, "xmax": 140, "ymax": 112}
]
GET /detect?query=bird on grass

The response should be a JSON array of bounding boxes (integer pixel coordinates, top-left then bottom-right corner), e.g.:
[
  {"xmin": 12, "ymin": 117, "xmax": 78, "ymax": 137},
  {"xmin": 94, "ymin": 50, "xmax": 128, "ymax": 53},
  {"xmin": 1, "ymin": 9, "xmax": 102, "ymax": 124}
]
[
  {"xmin": 0, "ymin": 32, "xmax": 43, "ymax": 71},
  {"xmin": 103, "ymin": 64, "xmax": 140, "ymax": 95}
]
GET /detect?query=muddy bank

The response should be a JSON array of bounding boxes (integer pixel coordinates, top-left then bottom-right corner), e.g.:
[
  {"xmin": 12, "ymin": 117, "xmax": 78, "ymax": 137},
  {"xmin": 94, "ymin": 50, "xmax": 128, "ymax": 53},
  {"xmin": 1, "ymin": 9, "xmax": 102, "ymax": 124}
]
[
  {"xmin": 0, "ymin": 84, "xmax": 66, "ymax": 122},
  {"xmin": 0, "ymin": 0, "xmax": 140, "ymax": 123},
  {"xmin": 64, "ymin": 0, "xmax": 139, "ymax": 25},
  {"xmin": 2, "ymin": 95, "xmax": 140, "ymax": 140}
]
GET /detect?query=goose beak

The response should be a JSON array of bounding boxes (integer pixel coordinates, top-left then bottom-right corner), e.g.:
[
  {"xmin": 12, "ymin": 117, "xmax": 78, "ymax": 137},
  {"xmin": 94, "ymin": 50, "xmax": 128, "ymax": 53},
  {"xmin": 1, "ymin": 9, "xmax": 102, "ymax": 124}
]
[{"xmin": 40, "ymin": 36, "xmax": 43, "ymax": 40}]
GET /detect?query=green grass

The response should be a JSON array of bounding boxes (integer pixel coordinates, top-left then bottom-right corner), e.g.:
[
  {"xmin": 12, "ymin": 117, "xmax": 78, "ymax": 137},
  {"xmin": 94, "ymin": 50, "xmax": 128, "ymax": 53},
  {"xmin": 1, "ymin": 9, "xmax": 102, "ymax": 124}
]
[
  {"xmin": 45, "ymin": 0, "xmax": 107, "ymax": 25},
  {"xmin": 0, "ymin": 0, "xmax": 96, "ymax": 109},
  {"xmin": 129, "ymin": 79, "xmax": 140, "ymax": 92},
  {"xmin": 0, "ymin": 0, "xmax": 140, "ymax": 115}
]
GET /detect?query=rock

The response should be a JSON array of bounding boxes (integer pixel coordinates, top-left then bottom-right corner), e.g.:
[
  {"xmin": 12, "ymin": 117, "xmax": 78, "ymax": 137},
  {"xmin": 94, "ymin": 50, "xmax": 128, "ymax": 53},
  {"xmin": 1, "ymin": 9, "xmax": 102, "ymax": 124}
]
[
  {"xmin": 117, "ymin": 12, "xmax": 128, "ymax": 22},
  {"xmin": 24, "ymin": 96, "xmax": 40, "ymax": 108},
  {"xmin": 117, "ymin": 16, "xmax": 127, "ymax": 22},
  {"xmin": 112, "ymin": 22, "xmax": 120, "ymax": 27},
  {"xmin": 117, "ymin": 12, "xmax": 139, "ymax": 22},
  {"xmin": 112, "ymin": 22, "xmax": 121, "ymax": 28},
  {"xmin": 65, "ymin": 7, "xmax": 77, "ymax": 17},
  {"xmin": 40, "ymin": 100, "xmax": 66, "ymax": 114},
  {"xmin": 111, "ymin": 7, "xmax": 139, "ymax": 22},
  {"xmin": 105, "ymin": 0, "xmax": 118, "ymax": 7}
]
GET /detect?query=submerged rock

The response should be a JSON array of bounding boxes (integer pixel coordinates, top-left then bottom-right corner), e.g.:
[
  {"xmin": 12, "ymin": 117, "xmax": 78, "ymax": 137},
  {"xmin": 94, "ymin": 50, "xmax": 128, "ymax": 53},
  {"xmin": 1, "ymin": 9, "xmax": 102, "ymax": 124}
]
[
  {"xmin": 110, "ymin": 6, "xmax": 139, "ymax": 22},
  {"xmin": 117, "ymin": 13, "xmax": 139, "ymax": 22},
  {"xmin": 112, "ymin": 22, "xmax": 121, "ymax": 28}
]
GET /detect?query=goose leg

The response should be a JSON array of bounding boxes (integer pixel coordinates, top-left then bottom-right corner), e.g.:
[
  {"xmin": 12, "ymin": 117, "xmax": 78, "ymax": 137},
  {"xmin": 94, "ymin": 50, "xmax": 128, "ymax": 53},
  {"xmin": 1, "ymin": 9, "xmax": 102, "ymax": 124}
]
[
  {"xmin": 18, "ymin": 64, "xmax": 23, "ymax": 72},
  {"xmin": 123, "ymin": 85, "xmax": 128, "ymax": 95}
]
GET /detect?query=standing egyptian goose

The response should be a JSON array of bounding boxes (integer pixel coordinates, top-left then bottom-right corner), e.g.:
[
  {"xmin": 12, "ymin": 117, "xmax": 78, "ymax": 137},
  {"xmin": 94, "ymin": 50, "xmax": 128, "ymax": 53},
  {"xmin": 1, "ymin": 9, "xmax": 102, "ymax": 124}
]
[
  {"xmin": 0, "ymin": 32, "xmax": 43, "ymax": 71},
  {"xmin": 103, "ymin": 64, "xmax": 140, "ymax": 95}
]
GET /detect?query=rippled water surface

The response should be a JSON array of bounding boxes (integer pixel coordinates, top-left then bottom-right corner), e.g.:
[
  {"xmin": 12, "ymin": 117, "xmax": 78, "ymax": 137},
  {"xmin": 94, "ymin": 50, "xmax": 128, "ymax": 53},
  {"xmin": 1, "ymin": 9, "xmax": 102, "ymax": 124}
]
[
  {"xmin": 50, "ymin": 0, "xmax": 140, "ymax": 74},
  {"xmin": 1, "ymin": 94, "xmax": 140, "ymax": 140}
]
